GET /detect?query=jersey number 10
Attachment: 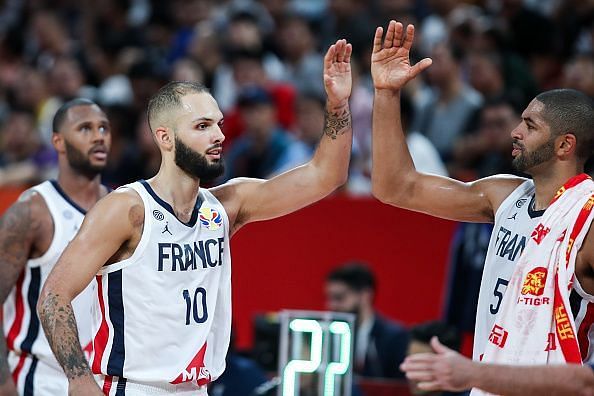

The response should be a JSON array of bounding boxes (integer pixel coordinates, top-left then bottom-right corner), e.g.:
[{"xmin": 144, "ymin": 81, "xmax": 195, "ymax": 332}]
[{"xmin": 182, "ymin": 287, "xmax": 208, "ymax": 324}]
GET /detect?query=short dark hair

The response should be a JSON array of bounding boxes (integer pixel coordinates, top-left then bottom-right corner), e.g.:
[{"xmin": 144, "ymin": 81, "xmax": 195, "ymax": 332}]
[
  {"xmin": 326, "ymin": 262, "xmax": 376, "ymax": 292},
  {"xmin": 147, "ymin": 81, "xmax": 209, "ymax": 132},
  {"xmin": 410, "ymin": 321, "xmax": 461, "ymax": 351},
  {"xmin": 52, "ymin": 98, "xmax": 99, "ymax": 133},
  {"xmin": 535, "ymin": 89, "xmax": 594, "ymax": 161}
]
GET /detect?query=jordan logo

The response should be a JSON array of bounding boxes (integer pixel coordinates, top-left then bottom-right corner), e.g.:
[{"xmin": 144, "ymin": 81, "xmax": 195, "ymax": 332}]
[
  {"xmin": 508, "ymin": 213, "xmax": 517, "ymax": 220},
  {"xmin": 162, "ymin": 221, "xmax": 172, "ymax": 235}
]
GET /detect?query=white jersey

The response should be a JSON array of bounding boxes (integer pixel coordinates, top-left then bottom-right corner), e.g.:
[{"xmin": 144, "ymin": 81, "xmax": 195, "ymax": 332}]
[
  {"xmin": 571, "ymin": 271, "xmax": 594, "ymax": 364},
  {"xmin": 90, "ymin": 181, "xmax": 231, "ymax": 391},
  {"xmin": 473, "ymin": 180, "xmax": 544, "ymax": 361},
  {"xmin": 3, "ymin": 181, "xmax": 95, "ymax": 386}
]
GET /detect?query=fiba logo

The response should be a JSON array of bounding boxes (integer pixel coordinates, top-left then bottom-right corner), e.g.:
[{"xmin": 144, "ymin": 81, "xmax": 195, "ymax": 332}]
[
  {"xmin": 153, "ymin": 210, "xmax": 165, "ymax": 221},
  {"xmin": 199, "ymin": 207, "xmax": 223, "ymax": 231}
]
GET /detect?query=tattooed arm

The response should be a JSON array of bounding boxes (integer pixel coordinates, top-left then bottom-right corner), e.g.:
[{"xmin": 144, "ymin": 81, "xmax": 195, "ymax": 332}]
[
  {"xmin": 0, "ymin": 192, "xmax": 48, "ymax": 396},
  {"xmin": 38, "ymin": 190, "xmax": 142, "ymax": 395},
  {"xmin": 210, "ymin": 40, "xmax": 353, "ymax": 230}
]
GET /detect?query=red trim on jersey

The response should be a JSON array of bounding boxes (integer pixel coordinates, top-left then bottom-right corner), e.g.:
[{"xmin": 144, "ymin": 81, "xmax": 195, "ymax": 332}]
[
  {"xmin": 550, "ymin": 174, "xmax": 592, "ymax": 206},
  {"xmin": 92, "ymin": 275, "xmax": 109, "ymax": 374},
  {"xmin": 6, "ymin": 272, "xmax": 25, "ymax": 351},
  {"xmin": 102, "ymin": 375, "xmax": 113, "ymax": 395},
  {"xmin": 578, "ymin": 302, "xmax": 594, "ymax": 361},
  {"xmin": 11, "ymin": 353, "xmax": 26, "ymax": 386},
  {"xmin": 171, "ymin": 342, "xmax": 210, "ymax": 386},
  {"xmin": 554, "ymin": 192, "xmax": 594, "ymax": 363}
]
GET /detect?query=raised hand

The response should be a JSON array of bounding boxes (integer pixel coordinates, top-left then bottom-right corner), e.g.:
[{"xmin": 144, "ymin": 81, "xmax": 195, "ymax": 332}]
[
  {"xmin": 323, "ymin": 39, "xmax": 352, "ymax": 108},
  {"xmin": 371, "ymin": 20, "xmax": 432, "ymax": 91}
]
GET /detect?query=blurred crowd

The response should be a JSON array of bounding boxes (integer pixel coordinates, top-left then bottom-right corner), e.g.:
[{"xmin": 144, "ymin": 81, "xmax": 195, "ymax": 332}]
[{"xmin": 0, "ymin": 0, "xmax": 593, "ymax": 191}]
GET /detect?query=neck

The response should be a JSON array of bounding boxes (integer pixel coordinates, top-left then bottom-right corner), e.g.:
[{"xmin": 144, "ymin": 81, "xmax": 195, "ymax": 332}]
[
  {"xmin": 56, "ymin": 165, "xmax": 103, "ymax": 212},
  {"xmin": 531, "ymin": 162, "xmax": 583, "ymax": 210},
  {"xmin": 149, "ymin": 160, "xmax": 201, "ymax": 221},
  {"xmin": 357, "ymin": 305, "xmax": 374, "ymax": 327}
]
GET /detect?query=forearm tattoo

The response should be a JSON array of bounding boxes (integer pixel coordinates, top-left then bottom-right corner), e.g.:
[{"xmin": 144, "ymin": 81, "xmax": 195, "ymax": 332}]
[
  {"xmin": 39, "ymin": 293, "xmax": 91, "ymax": 380},
  {"xmin": 323, "ymin": 105, "xmax": 351, "ymax": 140}
]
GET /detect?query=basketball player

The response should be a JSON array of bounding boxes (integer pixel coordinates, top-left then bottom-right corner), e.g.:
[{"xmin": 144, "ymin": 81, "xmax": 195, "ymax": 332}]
[
  {"xmin": 401, "ymin": 336, "xmax": 594, "ymax": 395},
  {"xmin": 370, "ymin": 20, "xmax": 594, "ymax": 364},
  {"xmin": 0, "ymin": 98, "xmax": 111, "ymax": 395},
  {"xmin": 37, "ymin": 39, "xmax": 353, "ymax": 395}
]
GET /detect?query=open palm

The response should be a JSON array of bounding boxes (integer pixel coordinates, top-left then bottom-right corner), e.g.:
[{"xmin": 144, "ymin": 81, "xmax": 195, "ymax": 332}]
[
  {"xmin": 324, "ymin": 39, "xmax": 352, "ymax": 106},
  {"xmin": 371, "ymin": 21, "xmax": 432, "ymax": 91}
]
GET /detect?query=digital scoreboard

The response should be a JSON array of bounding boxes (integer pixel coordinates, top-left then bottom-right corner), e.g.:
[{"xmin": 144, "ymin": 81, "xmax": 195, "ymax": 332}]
[{"xmin": 277, "ymin": 310, "xmax": 355, "ymax": 396}]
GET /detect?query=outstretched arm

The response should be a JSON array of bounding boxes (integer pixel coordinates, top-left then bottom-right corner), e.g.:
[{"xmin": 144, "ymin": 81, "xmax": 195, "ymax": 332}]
[
  {"xmin": 401, "ymin": 337, "xmax": 594, "ymax": 396},
  {"xmin": 213, "ymin": 39, "xmax": 353, "ymax": 230},
  {"xmin": 370, "ymin": 21, "xmax": 523, "ymax": 222},
  {"xmin": 38, "ymin": 191, "xmax": 141, "ymax": 395}
]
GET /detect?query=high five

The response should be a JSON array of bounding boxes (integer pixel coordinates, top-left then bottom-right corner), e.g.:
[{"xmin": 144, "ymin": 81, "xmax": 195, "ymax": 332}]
[{"xmin": 370, "ymin": 19, "xmax": 594, "ymax": 366}]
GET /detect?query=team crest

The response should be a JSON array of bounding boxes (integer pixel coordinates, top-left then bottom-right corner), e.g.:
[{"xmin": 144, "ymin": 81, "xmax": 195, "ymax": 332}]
[
  {"xmin": 521, "ymin": 267, "xmax": 547, "ymax": 296},
  {"xmin": 199, "ymin": 206, "xmax": 222, "ymax": 231}
]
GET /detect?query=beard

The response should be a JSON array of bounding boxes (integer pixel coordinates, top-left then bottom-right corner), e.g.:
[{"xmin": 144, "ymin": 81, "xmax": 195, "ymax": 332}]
[
  {"xmin": 174, "ymin": 136, "xmax": 225, "ymax": 181},
  {"xmin": 64, "ymin": 140, "xmax": 106, "ymax": 178},
  {"xmin": 512, "ymin": 138, "xmax": 556, "ymax": 173}
]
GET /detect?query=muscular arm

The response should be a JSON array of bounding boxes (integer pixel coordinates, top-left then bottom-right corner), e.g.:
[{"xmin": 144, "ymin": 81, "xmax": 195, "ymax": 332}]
[
  {"xmin": 0, "ymin": 192, "xmax": 46, "ymax": 395},
  {"xmin": 212, "ymin": 40, "xmax": 352, "ymax": 230},
  {"xmin": 371, "ymin": 90, "xmax": 523, "ymax": 222},
  {"xmin": 216, "ymin": 100, "xmax": 351, "ymax": 230},
  {"xmin": 37, "ymin": 190, "xmax": 141, "ymax": 393},
  {"xmin": 402, "ymin": 337, "xmax": 594, "ymax": 396},
  {"xmin": 369, "ymin": 21, "xmax": 524, "ymax": 223}
]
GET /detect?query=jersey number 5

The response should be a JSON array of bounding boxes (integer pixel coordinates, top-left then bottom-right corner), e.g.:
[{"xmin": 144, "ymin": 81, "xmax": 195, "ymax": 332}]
[
  {"xmin": 490, "ymin": 278, "xmax": 509, "ymax": 315},
  {"xmin": 182, "ymin": 287, "xmax": 208, "ymax": 325}
]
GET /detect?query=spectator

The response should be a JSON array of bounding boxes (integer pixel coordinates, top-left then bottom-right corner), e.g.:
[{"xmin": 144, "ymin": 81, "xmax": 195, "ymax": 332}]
[
  {"xmin": 412, "ymin": 42, "xmax": 482, "ymax": 162},
  {"xmin": 222, "ymin": 48, "xmax": 296, "ymax": 145},
  {"xmin": 273, "ymin": 91, "xmax": 325, "ymax": 175},
  {"xmin": 0, "ymin": 110, "xmax": 56, "ymax": 186},
  {"xmin": 562, "ymin": 53, "xmax": 594, "ymax": 99},
  {"xmin": 452, "ymin": 98, "xmax": 520, "ymax": 179},
  {"xmin": 325, "ymin": 262, "xmax": 409, "ymax": 379},
  {"xmin": 466, "ymin": 50, "xmax": 528, "ymax": 108},
  {"xmin": 275, "ymin": 14, "xmax": 324, "ymax": 97},
  {"xmin": 223, "ymin": 86, "xmax": 296, "ymax": 180}
]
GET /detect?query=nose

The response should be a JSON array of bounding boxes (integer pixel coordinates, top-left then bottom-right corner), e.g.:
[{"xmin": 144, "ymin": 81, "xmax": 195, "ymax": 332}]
[
  {"xmin": 510, "ymin": 122, "xmax": 523, "ymax": 140},
  {"xmin": 213, "ymin": 124, "xmax": 225, "ymax": 144},
  {"xmin": 91, "ymin": 127, "xmax": 107, "ymax": 143}
]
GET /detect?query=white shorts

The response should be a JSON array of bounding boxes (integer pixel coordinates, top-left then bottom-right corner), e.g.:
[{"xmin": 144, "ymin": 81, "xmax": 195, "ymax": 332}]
[
  {"xmin": 9, "ymin": 351, "xmax": 68, "ymax": 395},
  {"xmin": 97, "ymin": 375, "xmax": 209, "ymax": 396}
]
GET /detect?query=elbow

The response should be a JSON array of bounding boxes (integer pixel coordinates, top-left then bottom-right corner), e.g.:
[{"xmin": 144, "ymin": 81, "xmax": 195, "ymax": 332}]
[
  {"xmin": 371, "ymin": 180, "xmax": 401, "ymax": 205},
  {"xmin": 370, "ymin": 169, "xmax": 395, "ymax": 204},
  {"xmin": 371, "ymin": 183, "xmax": 391, "ymax": 204},
  {"xmin": 315, "ymin": 164, "xmax": 348, "ymax": 193}
]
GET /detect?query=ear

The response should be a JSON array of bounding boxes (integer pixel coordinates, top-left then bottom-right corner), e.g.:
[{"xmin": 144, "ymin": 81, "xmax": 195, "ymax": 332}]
[
  {"xmin": 154, "ymin": 126, "xmax": 174, "ymax": 151},
  {"xmin": 557, "ymin": 133, "xmax": 577, "ymax": 158},
  {"xmin": 51, "ymin": 132, "xmax": 65, "ymax": 154}
]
